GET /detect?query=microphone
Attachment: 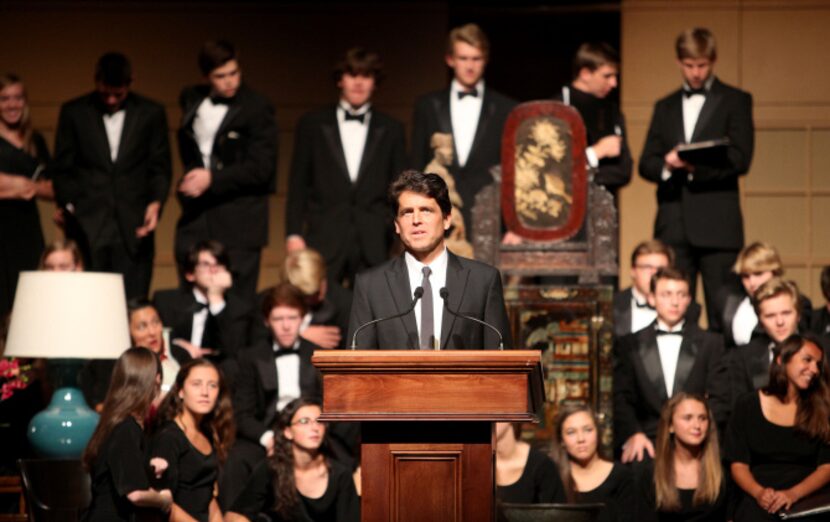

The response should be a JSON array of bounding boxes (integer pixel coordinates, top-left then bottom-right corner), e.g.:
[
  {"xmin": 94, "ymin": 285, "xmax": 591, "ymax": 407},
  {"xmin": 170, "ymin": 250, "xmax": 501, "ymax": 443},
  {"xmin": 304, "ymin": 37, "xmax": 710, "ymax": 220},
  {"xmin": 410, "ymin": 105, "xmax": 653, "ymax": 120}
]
[
  {"xmin": 439, "ymin": 288, "xmax": 504, "ymax": 350},
  {"xmin": 350, "ymin": 287, "xmax": 424, "ymax": 350}
]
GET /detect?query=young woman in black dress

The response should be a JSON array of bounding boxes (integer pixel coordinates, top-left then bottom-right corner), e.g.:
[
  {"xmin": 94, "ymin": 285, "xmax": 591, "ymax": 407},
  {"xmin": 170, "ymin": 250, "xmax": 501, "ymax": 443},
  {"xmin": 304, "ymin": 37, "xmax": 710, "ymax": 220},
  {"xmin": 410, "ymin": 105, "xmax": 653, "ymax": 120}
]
[
  {"xmin": 639, "ymin": 393, "xmax": 727, "ymax": 522},
  {"xmin": 226, "ymin": 398, "xmax": 359, "ymax": 522},
  {"xmin": 726, "ymin": 334, "xmax": 830, "ymax": 521},
  {"xmin": 151, "ymin": 358, "xmax": 234, "ymax": 522},
  {"xmin": 82, "ymin": 347, "xmax": 172, "ymax": 521},
  {"xmin": 551, "ymin": 404, "xmax": 633, "ymax": 522},
  {"xmin": 495, "ymin": 422, "xmax": 565, "ymax": 503},
  {"xmin": 0, "ymin": 73, "xmax": 54, "ymax": 318}
]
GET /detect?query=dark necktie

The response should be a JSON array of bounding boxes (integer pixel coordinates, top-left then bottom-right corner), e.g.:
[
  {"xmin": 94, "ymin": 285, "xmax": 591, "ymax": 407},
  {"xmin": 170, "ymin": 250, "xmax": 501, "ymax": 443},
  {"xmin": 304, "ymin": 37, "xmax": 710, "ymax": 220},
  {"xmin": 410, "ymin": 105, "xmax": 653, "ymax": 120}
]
[
  {"xmin": 457, "ymin": 89, "xmax": 478, "ymax": 100},
  {"xmin": 420, "ymin": 266, "xmax": 434, "ymax": 350},
  {"xmin": 344, "ymin": 112, "xmax": 365, "ymax": 123},
  {"xmin": 683, "ymin": 88, "xmax": 707, "ymax": 98}
]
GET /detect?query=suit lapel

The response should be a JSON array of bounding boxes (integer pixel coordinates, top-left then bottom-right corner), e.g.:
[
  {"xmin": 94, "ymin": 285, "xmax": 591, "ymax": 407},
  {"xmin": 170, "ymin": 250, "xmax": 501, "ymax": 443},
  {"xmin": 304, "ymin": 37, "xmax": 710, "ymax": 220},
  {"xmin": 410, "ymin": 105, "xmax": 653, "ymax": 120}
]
[
  {"xmin": 440, "ymin": 253, "xmax": 470, "ymax": 349},
  {"xmin": 432, "ymin": 92, "xmax": 456, "ymax": 169},
  {"xmin": 86, "ymin": 98, "xmax": 114, "ymax": 166},
  {"xmin": 669, "ymin": 93, "xmax": 686, "ymax": 145},
  {"xmin": 614, "ymin": 289, "xmax": 633, "ymax": 336},
  {"xmin": 691, "ymin": 79, "xmax": 723, "ymax": 143},
  {"xmin": 355, "ymin": 116, "xmax": 385, "ymax": 185},
  {"xmin": 215, "ymin": 101, "xmax": 243, "ymax": 142},
  {"xmin": 751, "ymin": 341, "xmax": 772, "ymax": 390},
  {"xmin": 466, "ymin": 90, "xmax": 494, "ymax": 167},
  {"xmin": 298, "ymin": 342, "xmax": 316, "ymax": 396},
  {"xmin": 322, "ymin": 111, "xmax": 351, "ymax": 182},
  {"xmin": 115, "ymin": 99, "xmax": 139, "ymax": 165},
  {"xmin": 723, "ymin": 293, "xmax": 744, "ymax": 346},
  {"xmin": 673, "ymin": 328, "xmax": 699, "ymax": 394},
  {"xmin": 638, "ymin": 328, "xmax": 668, "ymax": 404},
  {"xmin": 385, "ymin": 257, "xmax": 418, "ymax": 349}
]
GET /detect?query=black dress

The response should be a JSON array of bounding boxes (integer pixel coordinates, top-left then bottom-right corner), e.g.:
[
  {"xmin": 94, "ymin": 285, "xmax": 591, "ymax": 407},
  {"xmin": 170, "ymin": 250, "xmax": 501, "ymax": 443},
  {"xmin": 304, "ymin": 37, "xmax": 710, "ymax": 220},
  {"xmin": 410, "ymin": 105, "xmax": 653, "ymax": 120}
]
[
  {"xmin": 0, "ymin": 133, "xmax": 50, "ymax": 318},
  {"xmin": 725, "ymin": 391, "xmax": 830, "ymax": 521},
  {"xmin": 636, "ymin": 460, "xmax": 728, "ymax": 522},
  {"xmin": 150, "ymin": 421, "xmax": 218, "ymax": 522},
  {"xmin": 83, "ymin": 417, "xmax": 152, "ymax": 522},
  {"xmin": 496, "ymin": 447, "xmax": 566, "ymax": 503},
  {"xmin": 231, "ymin": 458, "xmax": 360, "ymax": 522},
  {"xmin": 576, "ymin": 462, "xmax": 634, "ymax": 522}
]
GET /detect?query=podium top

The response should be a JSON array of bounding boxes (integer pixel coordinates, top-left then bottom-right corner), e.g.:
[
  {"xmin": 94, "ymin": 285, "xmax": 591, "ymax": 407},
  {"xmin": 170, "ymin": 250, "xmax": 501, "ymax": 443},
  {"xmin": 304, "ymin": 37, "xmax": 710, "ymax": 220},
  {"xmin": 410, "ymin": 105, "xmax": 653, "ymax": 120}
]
[{"xmin": 312, "ymin": 350, "xmax": 545, "ymax": 422}]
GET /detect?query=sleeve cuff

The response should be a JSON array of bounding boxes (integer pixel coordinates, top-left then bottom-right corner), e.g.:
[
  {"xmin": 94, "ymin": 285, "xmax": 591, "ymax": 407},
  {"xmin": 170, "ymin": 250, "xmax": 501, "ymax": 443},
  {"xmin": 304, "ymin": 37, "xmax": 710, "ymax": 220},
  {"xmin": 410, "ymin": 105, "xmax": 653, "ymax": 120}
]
[
  {"xmin": 585, "ymin": 147, "xmax": 599, "ymax": 168},
  {"xmin": 259, "ymin": 430, "xmax": 274, "ymax": 449}
]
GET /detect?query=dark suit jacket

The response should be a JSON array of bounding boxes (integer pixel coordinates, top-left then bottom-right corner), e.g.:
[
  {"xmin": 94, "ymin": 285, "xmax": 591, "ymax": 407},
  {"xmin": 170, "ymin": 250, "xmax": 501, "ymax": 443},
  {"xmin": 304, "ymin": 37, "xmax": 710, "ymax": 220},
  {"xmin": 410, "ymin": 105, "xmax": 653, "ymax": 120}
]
[
  {"xmin": 347, "ymin": 251, "xmax": 512, "ymax": 350},
  {"xmin": 638, "ymin": 78, "xmax": 754, "ymax": 250},
  {"xmin": 410, "ymin": 87, "xmax": 516, "ymax": 228},
  {"xmin": 612, "ymin": 287, "xmax": 702, "ymax": 338},
  {"xmin": 285, "ymin": 106, "xmax": 405, "ymax": 270},
  {"xmin": 53, "ymin": 92, "xmax": 171, "ymax": 254},
  {"xmin": 712, "ymin": 287, "xmax": 813, "ymax": 347},
  {"xmin": 152, "ymin": 287, "xmax": 256, "ymax": 362},
  {"xmin": 613, "ymin": 322, "xmax": 729, "ymax": 448},
  {"xmin": 233, "ymin": 339, "xmax": 322, "ymax": 443},
  {"xmin": 175, "ymin": 84, "xmax": 277, "ymax": 252},
  {"xmin": 811, "ymin": 307, "xmax": 830, "ymax": 337},
  {"xmin": 555, "ymin": 86, "xmax": 632, "ymax": 195},
  {"xmin": 726, "ymin": 334, "xmax": 773, "ymax": 407}
]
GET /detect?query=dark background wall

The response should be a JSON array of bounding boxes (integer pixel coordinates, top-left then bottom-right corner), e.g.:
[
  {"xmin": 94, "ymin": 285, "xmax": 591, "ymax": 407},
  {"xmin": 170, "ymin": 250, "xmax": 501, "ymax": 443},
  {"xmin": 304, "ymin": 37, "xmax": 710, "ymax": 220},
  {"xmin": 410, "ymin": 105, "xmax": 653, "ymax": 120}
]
[{"xmin": 0, "ymin": 0, "xmax": 620, "ymax": 292}]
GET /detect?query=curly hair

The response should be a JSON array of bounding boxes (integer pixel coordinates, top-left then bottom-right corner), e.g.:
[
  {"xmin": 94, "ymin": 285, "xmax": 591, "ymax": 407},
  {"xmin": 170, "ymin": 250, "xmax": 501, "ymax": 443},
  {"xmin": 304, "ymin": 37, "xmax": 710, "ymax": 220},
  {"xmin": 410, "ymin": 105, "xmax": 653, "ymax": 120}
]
[{"xmin": 155, "ymin": 358, "xmax": 235, "ymax": 463}]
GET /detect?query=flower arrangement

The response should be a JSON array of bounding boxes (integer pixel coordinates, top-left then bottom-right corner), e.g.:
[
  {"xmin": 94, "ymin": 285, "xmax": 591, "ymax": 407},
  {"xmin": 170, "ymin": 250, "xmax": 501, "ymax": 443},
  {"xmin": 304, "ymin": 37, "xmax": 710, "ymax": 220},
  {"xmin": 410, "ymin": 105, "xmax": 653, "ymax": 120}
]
[{"xmin": 0, "ymin": 358, "xmax": 32, "ymax": 400}]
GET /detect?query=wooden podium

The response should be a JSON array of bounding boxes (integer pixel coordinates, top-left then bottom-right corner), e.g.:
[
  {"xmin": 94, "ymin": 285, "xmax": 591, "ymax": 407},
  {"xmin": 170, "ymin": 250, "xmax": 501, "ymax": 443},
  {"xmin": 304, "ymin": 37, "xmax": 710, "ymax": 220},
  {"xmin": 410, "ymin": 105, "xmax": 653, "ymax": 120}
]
[{"xmin": 312, "ymin": 350, "xmax": 545, "ymax": 522}]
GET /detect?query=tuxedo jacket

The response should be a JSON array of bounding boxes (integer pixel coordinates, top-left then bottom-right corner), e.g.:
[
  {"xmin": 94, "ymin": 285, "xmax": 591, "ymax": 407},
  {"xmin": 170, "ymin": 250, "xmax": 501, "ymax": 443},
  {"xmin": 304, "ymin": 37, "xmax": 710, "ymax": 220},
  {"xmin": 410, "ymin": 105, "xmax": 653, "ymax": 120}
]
[
  {"xmin": 712, "ymin": 287, "xmax": 812, "ymax": 347},
  {"xmin": 613, "ymin": 322, "xmax": 729, "ymax": 447},
  {"xmin": 638, "ymin": 78, "xmax": 754, "ymax": 250},
  {"xmin": 175, "ymin": 84, "xmax": 277, "ymax": 251},
  {"xmin": 612, "ymin": 287, "xmax": 702, "ymax": 338},
  {"xmin": 554, "ymin": 86, "xmax": 632, "ymax": 195},
  {"xmin": 410, "ymin": 87, "xmax": 516, "ymax": 228},
  {"xmin": 53, "ymin": 92, "xmax": 171, "ymax": 254},
  {"xmin": 152, "ymin": 287, "xmax": 256, "ymax": 362},
  {"xmin": 811, "ymin": 307, "xmax": 830, "ymax": 337},
  {"xmin": 233, "ymin": 339, "xmax": 322, "ymax": 443},
  {"xmin": 285, "ymin": 105, "xmax": 405, "ymax": 269},
  {"xmin": 726, "ymin": 335, "xmax": 773, "ymax": 407},
  {"xmin": 347, "ymin": 251, "xmax": 512, "ymax": 350}
]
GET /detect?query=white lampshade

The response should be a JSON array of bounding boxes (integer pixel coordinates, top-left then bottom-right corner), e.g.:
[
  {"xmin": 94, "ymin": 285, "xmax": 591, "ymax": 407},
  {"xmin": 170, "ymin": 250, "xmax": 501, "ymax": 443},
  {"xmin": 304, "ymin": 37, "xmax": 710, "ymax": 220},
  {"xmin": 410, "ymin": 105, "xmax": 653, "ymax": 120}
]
[{"xmin": 5, "ymin": 271, "xmax": 131, "ymax": 359}]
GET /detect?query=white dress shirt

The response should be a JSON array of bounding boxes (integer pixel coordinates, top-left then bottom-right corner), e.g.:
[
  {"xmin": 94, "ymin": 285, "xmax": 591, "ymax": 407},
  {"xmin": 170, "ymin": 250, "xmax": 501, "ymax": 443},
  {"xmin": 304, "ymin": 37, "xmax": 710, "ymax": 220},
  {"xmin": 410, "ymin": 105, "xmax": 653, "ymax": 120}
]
[
  {"xmin": 102, "ymin": 109, "xmax": 126, "ymax": 162},
  {"xmin": 449, "ymin": 79, "xmax": 484, "ymax": 168},
  {"xmin": 732, "ymin": 296, "xmax": 758, "ymax": 346},
  {"xmin": 274, "ymin": 340, "xmax": 302, "ymax": 412},
  {"xmin": 631, "ymin": 287, "xmax": 657, "ymax": 334},
  {"xmin": 193, "ymin": 97, "xmax": 229, "ymax": 168},
  {"xmin": 660, "ymin": 75, "xmax": 715, "ymax": 181},
  {"xmin": 337, "ymin": 101, "xmax": 371, "ymax": 182},
  {"xmin": 404, "ymin": 248, "xmax": 448, "ymax": 349},
  {"xmin": 656, "ymin": 319, "xmax": 684, "ymax": 397},
  {"xmin": 189, "ymin": 289, "xmax": 227, "ymax": 347}
]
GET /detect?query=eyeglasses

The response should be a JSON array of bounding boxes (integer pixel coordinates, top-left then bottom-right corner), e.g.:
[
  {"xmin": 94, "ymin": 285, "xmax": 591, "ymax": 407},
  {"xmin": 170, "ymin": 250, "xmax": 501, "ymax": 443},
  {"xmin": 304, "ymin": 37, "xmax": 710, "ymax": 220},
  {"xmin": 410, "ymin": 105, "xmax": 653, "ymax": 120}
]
[
  {"xmin": 196, "ymin": 261, "xmax": 223, "ymax": 271},
  {"xmin": 292, "ymin": 417, "xmax": 324, "ymax": 427}
]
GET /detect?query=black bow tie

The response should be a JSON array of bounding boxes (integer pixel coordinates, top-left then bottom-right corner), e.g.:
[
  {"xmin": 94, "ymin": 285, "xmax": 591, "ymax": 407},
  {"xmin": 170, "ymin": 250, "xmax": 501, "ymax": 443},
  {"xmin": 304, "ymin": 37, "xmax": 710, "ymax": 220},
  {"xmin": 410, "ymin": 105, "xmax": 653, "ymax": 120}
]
[
  {"xmin": 344, "ymin": 112, "xmax": 366, "ymax": 123},
  {"xmin": 274, "ymin": 348, "xmax": 299, "ymax": 358},
  {"xmin": 634, "ymin": 300, "xmax": 653, "ymax": 310},
  {"xmin": 457, "ymin": 89, "xmax": 478, "ymax": 100},
  {"xmin": 683, "ymin": 88, "xmax": 707, "ymax": 98},
  {"xmin": 656, "ymin": 328, "xmax": 683, "ymax": 336},
  {"xmin": 210, "ymin": 94, "xmax": 234, "ymax": 105}
]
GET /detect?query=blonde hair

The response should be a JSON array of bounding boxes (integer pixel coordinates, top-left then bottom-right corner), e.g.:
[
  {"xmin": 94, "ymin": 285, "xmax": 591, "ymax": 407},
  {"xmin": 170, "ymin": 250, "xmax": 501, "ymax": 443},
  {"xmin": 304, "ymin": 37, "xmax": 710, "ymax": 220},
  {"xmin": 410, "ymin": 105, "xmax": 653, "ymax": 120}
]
[
  {"xmin": 675, "ymin": 28, "xmax": 717, "ymax": 61},
  {"xmin": 654, "ymin": 394, "xmax": 722, "ymax": 511},
  {"xmin": 752, "ymin": 278, "xmax": 800, "ymax": 317},
  {"xmin": 283, "ymin": 249, "xmax": 325, "ymax": 296},
  {"xmin": 733, "ymin": 241, "xmax": 783, "ymax": 276},
  {"xmin": 447, "ymin": 23, "xmax": 490, "ymax": 59}
]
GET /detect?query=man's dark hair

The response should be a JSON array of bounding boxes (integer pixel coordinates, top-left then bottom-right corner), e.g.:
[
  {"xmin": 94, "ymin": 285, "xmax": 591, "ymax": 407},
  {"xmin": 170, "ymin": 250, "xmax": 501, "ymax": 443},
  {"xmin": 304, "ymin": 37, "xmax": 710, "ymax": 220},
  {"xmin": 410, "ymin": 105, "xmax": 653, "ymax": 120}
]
[
  {"xmin": 127, "ymin": 297, "xmax": 154, "ymax": 316},
  {"xmin": 198, "ymin": 40, "xmax": 237, "ymax": 76},
  {"xmin": 388, "ymin": 170, "xmax": 452, "ymax": 217},
  {"xmin": 261, "ymin": 282, "xmax": 308, "ymax": 319},
  {"xmin": 184, "ymin": 240, "xmax": 231, "ymax": 275},
  {"xmin": 94, "ymin": 52, "xmax": 132, "ymax": 87},
  {"xmin": 333, "ymin": 47, "xmax": 384, "ymax": 85},
  {"xmin": 572, "ymin": 42, "xmax": 619, "ymax": 80},
  {"xmin": 650, "ymin": 266, "xmax": 689, "ymax": 294},
  {"xmin": 821, "ymin": 266, "xmax": 830, "ymax": 303}
]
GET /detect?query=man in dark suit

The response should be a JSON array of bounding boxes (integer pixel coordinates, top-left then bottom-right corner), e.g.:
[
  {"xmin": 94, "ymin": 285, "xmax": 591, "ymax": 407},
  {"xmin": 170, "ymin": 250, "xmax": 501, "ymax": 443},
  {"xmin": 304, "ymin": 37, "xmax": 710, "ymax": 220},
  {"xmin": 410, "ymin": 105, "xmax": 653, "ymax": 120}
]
[
  {"xmin": 53, "ymin": 52, "xmax": 171, "ymax": 299},
  {"xmin": 639, "ymin": 27, "xmax": 754, "ymax": 325},
  {"xmin": 613, "ymin": 239, "xmax": 701, "ymax": 338},
  {"xmin": 176, "ymin": 40, "xmax": 277, "ymax": 300},
  {"xmin": 410, "ymin": 23, "xmax": 516, "ymax": 235},
  {"xmin": 556, "ymin": 42, "xmax": 631, "ymax": 198},
  {"xmin": 348, "ymin": 170, "xmax": 512, "ymax": 350},
  {"xmin": 614, "ymin": 267, "xmax": 728, "ymax": 462},
  {"xmin": 285, "ymin": 47, "xmax": 405, "ymax": 288},
  {"xmin": 810, "ymin": 266, "xmax": 830, "ymax": 337},
  {"xmin": 153, "ymin": 240, "xmax": 255, "ymax": 387},
  {"xmin": 221, "ymin": 283, "xmax": 322, "ymax": 507}
]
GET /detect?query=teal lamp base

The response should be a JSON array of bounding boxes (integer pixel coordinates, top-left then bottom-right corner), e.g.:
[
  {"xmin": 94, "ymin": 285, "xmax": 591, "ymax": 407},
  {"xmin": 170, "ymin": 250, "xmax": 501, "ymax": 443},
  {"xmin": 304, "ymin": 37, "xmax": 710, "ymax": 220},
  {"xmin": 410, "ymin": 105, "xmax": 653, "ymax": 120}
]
[{"xmin": 28, "ymin": 385, "xmax": 100, "ymax": 458}]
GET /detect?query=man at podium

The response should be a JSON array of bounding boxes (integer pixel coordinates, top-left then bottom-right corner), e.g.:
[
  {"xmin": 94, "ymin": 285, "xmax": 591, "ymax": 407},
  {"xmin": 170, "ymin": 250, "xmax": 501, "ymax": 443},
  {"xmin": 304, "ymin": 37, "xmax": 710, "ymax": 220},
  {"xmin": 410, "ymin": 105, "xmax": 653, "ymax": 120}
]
[{"xmin": 347, "ymin": 170, "xmax": 512, "ymax": 350}]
